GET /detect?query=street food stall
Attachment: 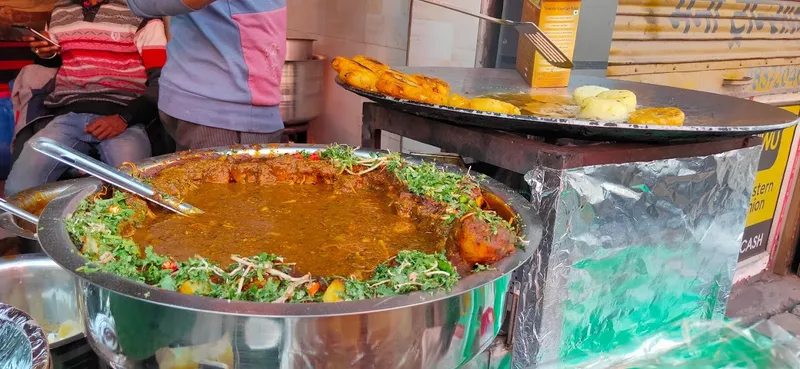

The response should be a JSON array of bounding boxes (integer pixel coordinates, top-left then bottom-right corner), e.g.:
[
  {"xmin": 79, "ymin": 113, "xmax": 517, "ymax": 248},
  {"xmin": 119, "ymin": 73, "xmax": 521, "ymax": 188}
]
[
  {"xmin": 1, "ymin": 0, "xmax": 800, "ymax": 368},
  {"xmin": 0, "ymin": 64, "xmax": 796, "ymax": 369},
  {"xmin": 340, "ymin": 62, "xmax": 796, "ymax": 367}
]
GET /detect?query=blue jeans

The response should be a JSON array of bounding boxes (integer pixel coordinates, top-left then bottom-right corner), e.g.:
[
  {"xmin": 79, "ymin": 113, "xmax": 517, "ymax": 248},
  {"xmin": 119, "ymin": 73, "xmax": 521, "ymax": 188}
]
[{"xmin": 5, "ymin": 112, "xmax": 151, "ymax": 196}]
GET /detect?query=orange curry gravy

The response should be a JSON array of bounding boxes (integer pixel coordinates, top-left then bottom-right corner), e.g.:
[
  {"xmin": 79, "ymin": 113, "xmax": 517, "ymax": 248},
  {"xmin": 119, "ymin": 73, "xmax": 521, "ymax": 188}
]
[
  {"xmin": 19, "ymin": 200, "xmax": 48, "ymax": 233},
  {"xmin": 132, "ymin": 181, "xmax": 445, "ymax": 278}
]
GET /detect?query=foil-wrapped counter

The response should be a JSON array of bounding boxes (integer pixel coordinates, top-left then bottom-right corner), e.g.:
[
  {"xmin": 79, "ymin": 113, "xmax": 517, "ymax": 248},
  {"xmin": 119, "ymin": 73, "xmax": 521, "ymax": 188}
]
[{"xmin": 512, "ymin": 145, "xmax": 762, "ymax": 367}]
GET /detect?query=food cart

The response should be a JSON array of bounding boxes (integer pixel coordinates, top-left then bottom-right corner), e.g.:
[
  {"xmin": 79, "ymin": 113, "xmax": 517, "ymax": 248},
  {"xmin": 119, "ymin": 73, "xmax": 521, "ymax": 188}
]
[
  {"xmin": 1, "ymin": 1, "xmax": 800, "ymax": 368},
  {"xmin": 352, "ymin": 66, "xmax": 796, "ymax": 368},
  {"xmin": 1, "ymin": 65, "xmax": 795, "ymax": 368}
]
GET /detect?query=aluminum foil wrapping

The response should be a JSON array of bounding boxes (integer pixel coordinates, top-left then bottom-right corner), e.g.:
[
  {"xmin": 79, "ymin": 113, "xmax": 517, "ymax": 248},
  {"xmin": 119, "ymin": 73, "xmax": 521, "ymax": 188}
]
[
  {"xmin": 0, "ymin": 303, "xmax": 51, "ymax": 369},
  {"xmin": 512, "ymin": 145, "xmax": 762, "ymax": 367}
]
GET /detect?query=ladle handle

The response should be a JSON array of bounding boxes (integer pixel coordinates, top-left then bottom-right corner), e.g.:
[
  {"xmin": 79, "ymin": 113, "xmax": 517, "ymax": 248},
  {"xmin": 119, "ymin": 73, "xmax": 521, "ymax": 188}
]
[
  {"xmin": 30, "ymin": 137, "xmax": 203, "ymax": 216},
  {"xmin": 0, "ymin": 198, "xmax": 39, "ymax": 225}
]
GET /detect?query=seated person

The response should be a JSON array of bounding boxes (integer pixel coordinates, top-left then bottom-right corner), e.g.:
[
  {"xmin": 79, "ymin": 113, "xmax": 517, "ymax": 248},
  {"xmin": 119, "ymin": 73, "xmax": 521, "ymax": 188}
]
[{"xmin": 5, "ymin": 0, "xmax": 167, "ymax": 196}]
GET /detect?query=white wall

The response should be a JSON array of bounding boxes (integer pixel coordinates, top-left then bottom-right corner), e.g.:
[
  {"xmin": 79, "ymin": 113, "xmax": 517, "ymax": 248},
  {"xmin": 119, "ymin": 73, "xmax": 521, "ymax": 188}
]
[
  {"xmin": 407, "ymin": 0, "xmax": 482, "ymax": 68},
  {"xmin": 286, "ymin": 0, "xmax": 484, "ymax": 152},
  {"xmin": 287, "ymin": 0, "xmax": 411, "ymax": 150},
  {"xmin": 403, "ymin": 0, "xmax": 482, "ymax": 154}
]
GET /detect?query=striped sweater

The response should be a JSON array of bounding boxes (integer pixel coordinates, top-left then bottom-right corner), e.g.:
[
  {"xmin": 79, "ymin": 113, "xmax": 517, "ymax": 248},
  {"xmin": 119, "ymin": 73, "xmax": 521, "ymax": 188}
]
[{"xmin": 45, "ymin": 0, "xmax": 167, "ymax": 125}]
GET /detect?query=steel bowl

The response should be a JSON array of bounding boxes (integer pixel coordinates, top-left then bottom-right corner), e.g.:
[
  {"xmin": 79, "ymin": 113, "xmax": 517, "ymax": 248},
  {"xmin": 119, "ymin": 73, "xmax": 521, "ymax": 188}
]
[
  {"xmin": 0, "ymin": 254, "xmax": 85, "ymax": 350},
  {"xmin": 0, "ymin": 179, "xmax": 86, "ymax": 253},
  {"xmin": 35, "ymin": 144, "xmax": 542, "ymax": 369}
]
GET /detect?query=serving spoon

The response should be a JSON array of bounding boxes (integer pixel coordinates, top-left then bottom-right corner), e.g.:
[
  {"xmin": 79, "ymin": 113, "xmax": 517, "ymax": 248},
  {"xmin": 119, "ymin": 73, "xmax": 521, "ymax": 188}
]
[
  {"xmin": 0, "ymin": 198, "xmax": 39, "ymax": 225},
  {"xmin": 30, "ymin": 137, "xmax": 204, "ymax": 216}
]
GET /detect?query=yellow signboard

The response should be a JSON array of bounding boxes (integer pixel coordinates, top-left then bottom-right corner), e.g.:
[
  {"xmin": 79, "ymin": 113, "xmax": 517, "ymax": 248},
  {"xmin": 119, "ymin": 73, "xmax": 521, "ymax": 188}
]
[
  {"xmin": 740, "ymin": 105, "xmax": 799, "ymax": 260},
  {"xmin": 745, "ymin": 125, "xmax": 796, "ymax": 226}
]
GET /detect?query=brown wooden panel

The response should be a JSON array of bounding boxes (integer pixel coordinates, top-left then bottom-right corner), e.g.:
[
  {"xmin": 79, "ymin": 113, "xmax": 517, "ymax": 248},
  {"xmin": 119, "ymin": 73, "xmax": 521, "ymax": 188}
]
[
  {"xmin": 608, "ymin": 57, "xmax": 800, "ymax": 76},
  {"xmin": 610, "ymin": 0, "xmax": 800, "ymax": 77},
  {"xmin": 617, "ymin": 0, "xmax": 800, "ymax": 21},
  {"xmin": 614, "ymin": 14, "xmax": 800, "ymax": 41},
  {"xmin": 773, "ymin": 141, "xmax": 800, "ymax": 275},
  {"xmin": 610, "ymin": 39, "xmax": 800, "ymax": 64},
  {"xmin": 611, "ymin": 63, "xmax": 800, "ymax": 100}
]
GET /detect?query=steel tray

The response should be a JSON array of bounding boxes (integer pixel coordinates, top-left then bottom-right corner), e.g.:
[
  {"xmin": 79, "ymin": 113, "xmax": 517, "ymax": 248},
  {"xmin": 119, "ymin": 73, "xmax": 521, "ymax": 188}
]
[{"xmin": 338, "ymin": 67, "xmax": 799, "ymax": 143}]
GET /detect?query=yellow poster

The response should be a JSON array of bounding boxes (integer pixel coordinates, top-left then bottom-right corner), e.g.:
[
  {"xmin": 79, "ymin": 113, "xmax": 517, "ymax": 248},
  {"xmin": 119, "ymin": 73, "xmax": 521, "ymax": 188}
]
[
  {"xmin": 745, "ymin": 125, "xmax": 796, "ymax": 226},
  {"xmin": 740, "ymin": 105, "xmax": 799, "ymax": 260}
]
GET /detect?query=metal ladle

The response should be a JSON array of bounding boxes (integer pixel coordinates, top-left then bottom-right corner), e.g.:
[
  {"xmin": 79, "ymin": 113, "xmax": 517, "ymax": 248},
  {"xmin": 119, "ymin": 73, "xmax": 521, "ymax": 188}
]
[
  {"xmin": 30, "ymin": 137, "xmax": 203, "ymax": 216},
  {"xmin": 0, "ymin": 198, "xmax": 38, "ymax": 225}
]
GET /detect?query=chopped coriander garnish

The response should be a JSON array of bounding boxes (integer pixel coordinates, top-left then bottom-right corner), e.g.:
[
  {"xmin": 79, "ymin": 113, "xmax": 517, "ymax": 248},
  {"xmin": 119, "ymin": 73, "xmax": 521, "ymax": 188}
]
[
  {"xmin": 340, "ymin": 251, "xmax": 458, "ymax": 300},
  {"xmin": 472, "ymin": 263, "xmax": 497, "ymax": 273},
  {"xmin": 66, "ymin": 144, "xmax": 512, "ymax": 304},
  {"xmin": 319, "ymin": 146, "xmax": 514, "ymax": 232}
]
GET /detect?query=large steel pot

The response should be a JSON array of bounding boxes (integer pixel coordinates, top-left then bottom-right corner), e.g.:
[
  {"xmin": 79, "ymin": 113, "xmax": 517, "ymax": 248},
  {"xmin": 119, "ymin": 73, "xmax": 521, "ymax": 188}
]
[
  {"xmin": 280, "ymin": 56, "xmax": 325, "ymax": 125},
  {"xmin": 31, "ymin": 145, "xmax": 541, "ymax": 369},
  {"xmin": 0, "ymin": 254, "xmax": 84, "ymax": 349},
  {"xmin": 0, "ymin": 179, "xmax": 87, "ymax": 254}
]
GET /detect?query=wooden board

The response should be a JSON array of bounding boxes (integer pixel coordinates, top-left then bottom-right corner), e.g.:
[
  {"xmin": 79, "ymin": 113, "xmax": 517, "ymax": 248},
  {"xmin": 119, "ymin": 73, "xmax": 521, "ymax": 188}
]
[
  {"xmin": 617, "ymin": 0, "xmax": 800, "ymax": 20},
  {"xmin": 609, "ymin": 0, "xmax": 800, "ymax": 99},
  {"xmin": 610, "ymin": 39, "xmax": 800, "ymax": 64},
  {"xmin": 612, "ymin": 64, "xmax": 800, "ymax": 105},
  {"xmin": 772, "ymin": 105, "xmax": 800, "ymax": 275}
]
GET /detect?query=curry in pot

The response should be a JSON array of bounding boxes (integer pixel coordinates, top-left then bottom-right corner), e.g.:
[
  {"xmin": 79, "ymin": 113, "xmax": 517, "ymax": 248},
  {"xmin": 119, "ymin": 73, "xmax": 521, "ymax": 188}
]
[
  {"xmin": 133, "ymin": 182, "xmax": 444, "ymax": 278},
  {"xmin": 66, "ymin": 145, "xmax": 522, "ymax": 303}
]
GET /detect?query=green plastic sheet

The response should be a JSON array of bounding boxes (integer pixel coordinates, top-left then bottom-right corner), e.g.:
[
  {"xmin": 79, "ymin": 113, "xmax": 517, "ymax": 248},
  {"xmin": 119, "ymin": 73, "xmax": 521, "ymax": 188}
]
[{"xmin": 537, "ymin": 319, "xmax": 800, "ymax": 368}]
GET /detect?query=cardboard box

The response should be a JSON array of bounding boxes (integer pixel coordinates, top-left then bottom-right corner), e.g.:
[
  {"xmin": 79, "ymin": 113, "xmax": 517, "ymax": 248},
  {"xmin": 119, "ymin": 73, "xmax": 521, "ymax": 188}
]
[{"xmin": 515, "ymin": 0, "xmax": 581, "ymax": 88}]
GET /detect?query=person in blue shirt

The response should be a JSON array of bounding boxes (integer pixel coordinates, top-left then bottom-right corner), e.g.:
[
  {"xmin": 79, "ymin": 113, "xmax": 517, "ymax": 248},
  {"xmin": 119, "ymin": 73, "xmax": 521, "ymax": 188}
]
[{"xmin": 127, "ymin": 0, "xmax": 287, "ymax": 150}]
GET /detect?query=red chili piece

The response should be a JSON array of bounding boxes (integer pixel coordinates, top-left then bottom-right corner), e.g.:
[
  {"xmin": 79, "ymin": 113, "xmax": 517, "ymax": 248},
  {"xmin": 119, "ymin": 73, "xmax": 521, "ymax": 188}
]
[{"xmin": 162, "ymin": 260, "xmax": 178, "ymax": 271}]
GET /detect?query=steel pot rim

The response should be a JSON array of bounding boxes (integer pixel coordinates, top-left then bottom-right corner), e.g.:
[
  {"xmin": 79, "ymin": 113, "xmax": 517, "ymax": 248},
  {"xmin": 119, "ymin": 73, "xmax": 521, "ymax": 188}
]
[
  {"xmin": 0, "ymin": 213, "xmax": 37, "ymax": 240},
  {"xmin": 37, "ymin": 144, "xmax": 542, "ymax": 317},
  {"xmin": 287, "ymin": 37, "xmax": 317, "ymax": 42},
  {"xmin": 284, "ymin": 54, "xmax": 326, "ymax": 63},
  {"xmin": 0, "ymin": 178, "xmax": 89, "ymax": 241}
]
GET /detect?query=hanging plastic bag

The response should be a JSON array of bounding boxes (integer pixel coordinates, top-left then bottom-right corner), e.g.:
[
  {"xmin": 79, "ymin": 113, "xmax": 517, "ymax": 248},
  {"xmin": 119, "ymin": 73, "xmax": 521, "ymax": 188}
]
[{"xmin": 536, "ymin": 318, "xmax": 800, "ymax": 369}]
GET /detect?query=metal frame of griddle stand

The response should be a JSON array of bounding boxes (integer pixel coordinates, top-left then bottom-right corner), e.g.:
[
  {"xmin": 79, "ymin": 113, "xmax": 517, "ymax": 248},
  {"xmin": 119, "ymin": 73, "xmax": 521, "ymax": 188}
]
[{"xmin": 360, "ymin": 102, "xmax": 763, "ymax": 366}]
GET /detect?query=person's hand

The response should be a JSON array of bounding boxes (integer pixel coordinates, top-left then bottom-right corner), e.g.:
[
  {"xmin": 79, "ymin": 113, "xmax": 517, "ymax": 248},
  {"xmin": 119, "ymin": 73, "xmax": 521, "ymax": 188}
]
[
  {"xmin": 24, "ymin": 32, "xmax": 60, "ymax": 59},
  {"xmin": 86, "ymin": 115, "xmax": 128, "ymax": 140}
]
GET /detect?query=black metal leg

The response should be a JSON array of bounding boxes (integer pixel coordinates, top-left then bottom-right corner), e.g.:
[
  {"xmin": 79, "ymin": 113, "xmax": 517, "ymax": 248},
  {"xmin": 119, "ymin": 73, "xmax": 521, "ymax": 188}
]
[
  {"xmin": 296, "ymin": 131, "xmax": 308, "ymax": 144},
  {"xmin": 361, "ymin": 120, "xmax": 381, "ymax": 149}
]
